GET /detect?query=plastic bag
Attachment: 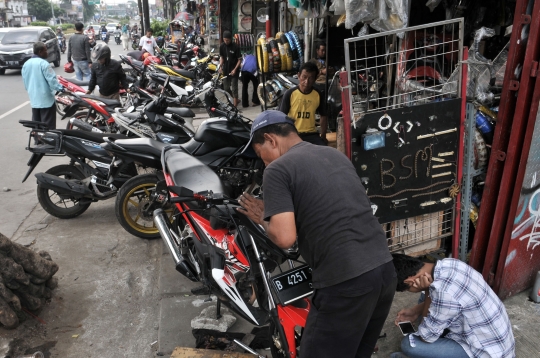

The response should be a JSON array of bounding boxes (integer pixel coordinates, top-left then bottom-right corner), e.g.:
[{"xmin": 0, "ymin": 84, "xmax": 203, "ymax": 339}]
[
  {"xmin": 425, "ymin": 0, "xmax": 442, "ymax": 12},
  {"xmin": 329, "ymin": 0, "xmax": 346, "ymax": 15},
  {"xmin": 357, "ymin": 23, "xmax": 370, "ymax": 37},
  {"xmin": 370, "ymin": 0, "xmax": 409, "ymax": 35},
  {"xmin": 345, "ymin": 0, "xmax": 377, "ymax": 29}
]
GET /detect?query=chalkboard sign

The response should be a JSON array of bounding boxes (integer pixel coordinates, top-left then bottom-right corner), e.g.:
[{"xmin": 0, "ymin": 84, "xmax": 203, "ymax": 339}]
[{"xmin": 351, "ymin": 99, "xmax": 462, "ymax": 223}]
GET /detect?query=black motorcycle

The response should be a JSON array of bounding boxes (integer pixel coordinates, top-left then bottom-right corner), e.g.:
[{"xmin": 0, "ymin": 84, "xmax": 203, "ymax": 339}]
[
  {"xmin": 20, "ymin": 120, "xmax": 165, "ymax": 220},
  {"xmin": 113, "ymin": 83, "xmax": 264, "ymax": 239},
  {"xmin": 115, "ymin": 32, "xmax": 121, "ymax": 45}
]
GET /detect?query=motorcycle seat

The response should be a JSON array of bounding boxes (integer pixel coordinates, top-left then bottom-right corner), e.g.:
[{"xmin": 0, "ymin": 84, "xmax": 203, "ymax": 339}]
[
  {"xmin": 131, "ymin": 59, "xmax": 144, "ymax": 68},
  {"xmin": 60, "ymin": 129, "xmax": 128, "ymax": 142},
  {"xmin": 120, "ymin": 111, "xmax": 140, "ymax": 119},
  {"xmin": 81, "ymin": 94, "xmax": 121, "ymax": 106},
  {"xmin": 166, "ymin": 66, "xmax": 195, "ymax": 79},
  {"xmin": 166, "ymin": 107, "xmax": 195, "ymax": 118},
  {"xmin": 114, "ymin": 138, "xmax": 168, "ymax": 157},
  {"xmin": 152, "ymin": 72, "xmax": 187, "ymax": 86},
  {"xmin": 68, "ymin": 78, "xmax": 89, "ymax": 87},
  {"xmin": 164, "ymin": 147, "xmax": 226, "ymax": 194}
]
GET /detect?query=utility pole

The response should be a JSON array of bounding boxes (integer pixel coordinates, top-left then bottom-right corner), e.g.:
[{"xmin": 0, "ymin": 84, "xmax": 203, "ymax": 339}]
[
  {"xmin": 137, "ymin": 0, "xmax": 143, "ymax": 32},
  {"xmin": 142, "ymin": 0, "xmax": 150, "ymax": 34},
  {"xmin": 50, "ymin": 0, "xmax": 56, "ymax": 25}
]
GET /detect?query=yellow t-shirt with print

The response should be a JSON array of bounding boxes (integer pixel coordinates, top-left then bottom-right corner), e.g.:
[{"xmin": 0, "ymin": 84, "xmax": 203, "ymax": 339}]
[{"xmin": 279, "ymin": 86, "xmax": 326, "ymax": 133}]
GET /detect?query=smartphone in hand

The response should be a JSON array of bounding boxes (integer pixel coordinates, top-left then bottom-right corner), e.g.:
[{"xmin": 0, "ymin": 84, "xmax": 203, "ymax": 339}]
[{"xmin": 398, "ymin": 321, "xmax": 417, "ymax": 336}]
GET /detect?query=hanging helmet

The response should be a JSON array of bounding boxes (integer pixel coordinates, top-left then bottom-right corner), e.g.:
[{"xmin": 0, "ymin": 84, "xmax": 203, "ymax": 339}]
[{"xmin": 91, "ymin": 43, "xmax": 111, "ymax": 63}]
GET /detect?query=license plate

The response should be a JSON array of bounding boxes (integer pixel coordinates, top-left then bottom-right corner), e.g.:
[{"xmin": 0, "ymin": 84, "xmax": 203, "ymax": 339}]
[
  {"xmin": 271, "ymin": 265, "xmax": 313, "ymax": 305},
  {"xmin": 7, "ymin": 61, "xmax": 18, "ymax": 65}
]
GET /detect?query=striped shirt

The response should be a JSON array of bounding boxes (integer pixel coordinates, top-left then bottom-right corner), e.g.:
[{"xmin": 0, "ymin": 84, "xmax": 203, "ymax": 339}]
[{"xmin": 416, "ymin": 259, "xmax": 515, "ymax": 358}]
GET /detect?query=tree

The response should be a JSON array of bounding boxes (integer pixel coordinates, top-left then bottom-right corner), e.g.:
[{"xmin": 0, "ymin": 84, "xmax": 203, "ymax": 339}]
[
  {"xmin": 82, "ymin": 0, "xmax": 96, "ymax": 22},
  {"xmin": 27, "ymin": 0, "xmax": 54, "ymax": 21}
]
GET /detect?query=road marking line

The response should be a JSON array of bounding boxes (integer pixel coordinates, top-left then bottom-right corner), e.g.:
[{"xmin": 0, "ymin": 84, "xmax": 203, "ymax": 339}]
[{"xmin": 0, "ymin": 101, "xmax": 30, "ymax": 120}]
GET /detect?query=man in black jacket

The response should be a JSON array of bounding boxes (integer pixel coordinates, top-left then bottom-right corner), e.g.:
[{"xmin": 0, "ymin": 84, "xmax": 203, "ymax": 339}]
[
  {"xmin": 86, "ymin": 44, "xmax": 128, "ymax": 100},
  {"xmin": 67, "ymin": 22, "xmax": 92, "ymax": 81}
]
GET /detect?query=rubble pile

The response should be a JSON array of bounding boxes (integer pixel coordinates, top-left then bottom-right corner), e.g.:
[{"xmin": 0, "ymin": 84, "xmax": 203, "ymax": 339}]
[{"xmin": 0, "ymin": 232, "xmax": 58, "ymax": 328}]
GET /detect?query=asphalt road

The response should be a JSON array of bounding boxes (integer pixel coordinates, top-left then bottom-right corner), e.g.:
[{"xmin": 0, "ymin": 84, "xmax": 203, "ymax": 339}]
[{"xmin": 0, "ymin": 41, "xmax": 133, "ymax": 238}]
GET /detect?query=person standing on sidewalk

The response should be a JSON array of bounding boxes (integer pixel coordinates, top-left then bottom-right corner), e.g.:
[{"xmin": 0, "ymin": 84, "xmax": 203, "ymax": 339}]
[
  {"xmin": 22, "ymin": 42, "xmax": 64, "ymax": 130},
  {"xmin": 240, "ymin": 54, "xmax": 260, "ymax": 108},
  {"xmin": 139, "ymin": 29, "xmax": 160, "ymax": 56},
  {"xmin": 86, "ymin": 44, "xmax": 128, "ymax": 100},
  {"xmin": 279, "ymin": 61, "xmax": 328, "ymax": 145},
  {"xmin": 238, "ymin": 110, "xmax": 396, "ymax": 358},
  {"xmin": 219, "ymin": 31, "xmax": 242, "ymax": 107},
  {"xmin": 67, "ymin": 22, "xmax": 92, "ymax": 81}
]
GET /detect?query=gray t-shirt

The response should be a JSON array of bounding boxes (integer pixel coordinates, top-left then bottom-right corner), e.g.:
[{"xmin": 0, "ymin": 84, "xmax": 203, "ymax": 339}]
[{"xmin": 263, "ymin": 141, "xmax": 392, "ymax": 288}]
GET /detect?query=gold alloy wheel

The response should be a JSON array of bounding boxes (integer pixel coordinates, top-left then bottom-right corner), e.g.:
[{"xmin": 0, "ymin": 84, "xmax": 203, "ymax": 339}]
[{"xmin": 121, "ymin": 182, "xmax": 174, "ymax": 235}]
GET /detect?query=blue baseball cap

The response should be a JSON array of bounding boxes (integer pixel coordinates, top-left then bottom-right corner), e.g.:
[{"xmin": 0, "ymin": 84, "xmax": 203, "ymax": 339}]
[{"xmin": 242, "ymin": 110, "xmax": 295, "ymax": 153}]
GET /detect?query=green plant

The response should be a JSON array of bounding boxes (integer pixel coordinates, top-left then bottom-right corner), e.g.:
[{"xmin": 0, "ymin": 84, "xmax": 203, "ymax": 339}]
[
  {"xmin": 30, "ymin": 21, "xmax": 48, "ymax": 26},
  {"xmin": 150, "ymin": 19, "xmax": 168, "ymax": 38}
]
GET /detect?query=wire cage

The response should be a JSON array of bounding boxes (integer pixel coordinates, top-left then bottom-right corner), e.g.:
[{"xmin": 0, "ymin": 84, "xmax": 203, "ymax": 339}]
[
  {"xmin": 384, "ymin": 208, "xmax": 454, "ymax": 254},
  {"xmin": 344, "ymin": 18, "xmax": 464, "ymax": 122},
  {"xmin": 344, "ymin": 19, "xmax": 465, "ymax": 254}
]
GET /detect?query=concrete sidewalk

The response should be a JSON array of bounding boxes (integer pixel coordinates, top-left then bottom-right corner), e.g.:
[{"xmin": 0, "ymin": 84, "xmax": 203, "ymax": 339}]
[{"xmin": 2, "ymin": 96, "xmax": 539, "ymax": 357}]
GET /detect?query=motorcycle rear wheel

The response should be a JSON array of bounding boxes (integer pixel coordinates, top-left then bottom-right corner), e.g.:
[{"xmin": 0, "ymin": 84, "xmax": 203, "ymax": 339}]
[
  {"xmin": 115, "ymin": 174, "xmax": 174, "ymax": 239},
  {"xmin": 37, "ymin": 165, "xmax": 91, "ymax": 219}
]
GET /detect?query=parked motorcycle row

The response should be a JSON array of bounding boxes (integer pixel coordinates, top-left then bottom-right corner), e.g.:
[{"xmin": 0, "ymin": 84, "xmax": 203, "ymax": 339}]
[{"xmin": 23, "ymin": 36, "xmax": 312, "ymax": 354}]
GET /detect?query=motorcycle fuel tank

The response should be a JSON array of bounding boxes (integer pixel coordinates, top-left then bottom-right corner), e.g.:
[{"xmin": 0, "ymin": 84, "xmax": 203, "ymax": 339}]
[{"xmin": 193, "ymin": 118, "xmax": 250, "ymax": 151}]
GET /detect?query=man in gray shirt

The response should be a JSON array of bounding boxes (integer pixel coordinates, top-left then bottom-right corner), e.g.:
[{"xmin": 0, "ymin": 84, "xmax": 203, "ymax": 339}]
[
  {"xmin": 67, "ymin": 22, "xmax": 92, "ymax": 81},
  {"xmin": 239, "ymin": 110, "xmax": 396, "ymax": 357}
]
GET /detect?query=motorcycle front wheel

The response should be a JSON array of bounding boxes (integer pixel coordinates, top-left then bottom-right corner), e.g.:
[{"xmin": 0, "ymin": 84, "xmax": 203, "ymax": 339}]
[
  {"xmin": 37, "ymin": 165, "xmax": 91, "ymax": 219},
  {"xmin": 269, "ymin": 320, "xmax": 301, "ymax": 358},
  {"xmin": 115, "ymin": 174, "xmax": 174, "ymax": 239},
  {"xmin": 55, "ymin": 92, "xmax": 73, "ymax": 116}
]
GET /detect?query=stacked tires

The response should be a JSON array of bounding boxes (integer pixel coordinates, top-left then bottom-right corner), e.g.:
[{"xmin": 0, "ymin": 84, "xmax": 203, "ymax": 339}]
[{"xmin": 256, "ymin": 30, "xmax": 303, "ymax": 74}]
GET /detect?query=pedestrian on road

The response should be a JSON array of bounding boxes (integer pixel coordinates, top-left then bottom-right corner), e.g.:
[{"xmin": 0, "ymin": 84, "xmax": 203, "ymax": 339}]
[
  {"xmin": 238, "ymin": 110, "xmax": 396, "ymax": 358},
  {"xmin": 121, "ymin": 23, "xmax": 130, "ymax": 51},
  {"xmin": 390, "ymin": 254, "xmax": 515, "ymax": 358},
  {"xmin": 240, "ymin": 54, "xmax": 260, "ymax": 108},
  {"xmin": 139, "ymin": 29, "xmax": 160, "ymax": 56},
  {"xmin": 219, "ymin": 31, "xmax": 242, "ymax": 107},
  {"xmin": 67, "ymin": 22, "xmax": 92, "ymax": 81},
  {"xmin": 22, "ymin": 42, "xmax": 63, "ymax": 130},
  {"xmin": 86, "ymin": 44, "xmax": 128, "ymax": 100}
]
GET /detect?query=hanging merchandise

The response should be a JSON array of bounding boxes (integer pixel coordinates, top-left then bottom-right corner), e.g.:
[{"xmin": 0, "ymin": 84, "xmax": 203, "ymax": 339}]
[
  {"xmin": 425, "ymin": 0, "xmax": 443, "ymax": 12},
  {"xmin": 276, "ymin": 32, "xmax": 293, "ymax": 71},
  {"xmin": 345, "ymin": 0, "xmax": 377, "ymax": 29},
  {"xmin": 358, "ymin": 23, "xmax": 369, "ymax": 37},
  {"xmin": 257, "ymin": 36, "xmax": 269, "ymax": 73},
  {"xmin": 329, "ymin": 0, "xmax": 346, "ymax": 15},
  {"xmin": 370, "ymin": 0, "xmax": 409, "ymax": 35},
  {"xmin": 256, "ymin": 30, "xmax": 303, "ymax": 74}
]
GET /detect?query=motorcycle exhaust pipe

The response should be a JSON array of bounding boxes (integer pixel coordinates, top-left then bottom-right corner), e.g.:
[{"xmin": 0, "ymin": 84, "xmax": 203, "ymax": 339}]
[
  {"xmin": 69, "ymin": 118, "xmax": 104, "ymax": 133},
  {"xmin": 153, "ymin": 208, "xmax": 198, "ymax": 282},
  {"xmin": 35, "ymin": 173, "xmax": 93, "ymax": 198}
]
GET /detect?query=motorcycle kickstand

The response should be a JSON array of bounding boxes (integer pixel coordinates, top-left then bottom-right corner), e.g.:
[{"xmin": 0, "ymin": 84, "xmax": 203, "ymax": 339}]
[{"xmin": 216, "ymin": 299, "xmax": 222, "ymax": 319}]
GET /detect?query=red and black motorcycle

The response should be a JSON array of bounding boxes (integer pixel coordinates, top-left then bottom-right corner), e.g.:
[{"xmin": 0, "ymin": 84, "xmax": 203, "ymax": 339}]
[{"xmin": 150, "ymin": 145, "xmax": 311, "ymax": 358}]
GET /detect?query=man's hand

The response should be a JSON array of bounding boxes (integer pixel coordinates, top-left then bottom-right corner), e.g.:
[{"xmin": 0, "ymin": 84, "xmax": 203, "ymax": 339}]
[
  {"xmin": 236, "ymin": 193, "xmax": 264, "ymax": 225},
  {"xmin": 412, "ymin": 272, "xmax": 433, "ymax": 291},
  {"xmin": 230, "ymin": 69, "xmax": 236, "ymax": 77},
  {"xmin": 395, "ymin": 306, "xmax": 422, "ymax": 326}
]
